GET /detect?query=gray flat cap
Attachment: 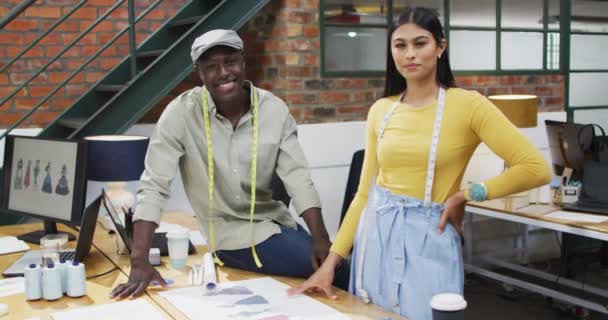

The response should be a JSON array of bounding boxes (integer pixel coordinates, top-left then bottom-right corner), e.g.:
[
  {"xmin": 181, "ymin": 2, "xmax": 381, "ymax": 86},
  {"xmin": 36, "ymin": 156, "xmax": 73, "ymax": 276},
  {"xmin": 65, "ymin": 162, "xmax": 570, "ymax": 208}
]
[{"xmin": 190, "ymin": 29, "xmax": 243, "ymax": 63}]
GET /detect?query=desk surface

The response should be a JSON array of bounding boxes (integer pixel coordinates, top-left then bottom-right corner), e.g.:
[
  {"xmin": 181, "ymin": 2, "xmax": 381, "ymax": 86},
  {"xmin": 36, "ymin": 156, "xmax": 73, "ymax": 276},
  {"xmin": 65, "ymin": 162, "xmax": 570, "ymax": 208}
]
[
  {"xmin": 468, "ymin": 196, "xmax": 608, "ymax": 236},
  {"xmin": 94, "ymin": 211, "xmax": 406, "ymax": 320},
  {"xmin": 0, "ymin": 224, "xmax": 169, "ymax": 320}
]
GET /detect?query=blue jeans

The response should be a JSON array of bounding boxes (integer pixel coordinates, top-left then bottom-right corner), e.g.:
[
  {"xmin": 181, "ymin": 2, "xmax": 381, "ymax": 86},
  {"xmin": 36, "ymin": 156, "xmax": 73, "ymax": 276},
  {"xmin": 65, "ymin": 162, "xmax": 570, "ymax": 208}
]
[{"xmin": 217, "ymin": 224, "xmax": 350, "ymax": 290}]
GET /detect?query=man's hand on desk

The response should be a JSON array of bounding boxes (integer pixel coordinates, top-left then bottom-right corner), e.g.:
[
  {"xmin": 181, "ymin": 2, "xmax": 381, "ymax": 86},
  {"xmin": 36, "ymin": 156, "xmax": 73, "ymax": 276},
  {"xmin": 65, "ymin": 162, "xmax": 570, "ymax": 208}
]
[
  {"xmin": 301, "ymin": 207, "xmax": 332, "ymax": 270},
  {"xmin": 111, "ymin": 258, "xmax": 166, "ymax": 299},
  {"xmin": 438, "ymin": 191, "xmax": 466, "ymax": 236},
  {"xmin": 311, "ymin": 234, "xmax": 331, "ymax": 270}
]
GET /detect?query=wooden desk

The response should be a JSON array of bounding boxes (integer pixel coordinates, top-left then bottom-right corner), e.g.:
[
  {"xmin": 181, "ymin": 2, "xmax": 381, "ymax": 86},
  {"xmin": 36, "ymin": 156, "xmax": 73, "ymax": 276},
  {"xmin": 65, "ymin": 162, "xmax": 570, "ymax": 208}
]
[
  {"xmin": 0, "ymin": 223, "xmax": 171, "ymax": 320},
  {"xmin": 464, "ymin": 196, "xmax": 608, "ymax": 315},
  {"xmin": 95, "ymin": 211, "xmax": 406, "ymax": 320}
]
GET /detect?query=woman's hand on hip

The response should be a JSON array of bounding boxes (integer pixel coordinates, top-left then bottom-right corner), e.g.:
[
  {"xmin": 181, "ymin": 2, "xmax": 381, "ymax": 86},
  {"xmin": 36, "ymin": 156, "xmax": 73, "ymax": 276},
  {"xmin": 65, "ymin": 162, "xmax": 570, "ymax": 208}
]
[{"xmin": 438, "ymin": 191, "xmax": 466, "ymax": 236}]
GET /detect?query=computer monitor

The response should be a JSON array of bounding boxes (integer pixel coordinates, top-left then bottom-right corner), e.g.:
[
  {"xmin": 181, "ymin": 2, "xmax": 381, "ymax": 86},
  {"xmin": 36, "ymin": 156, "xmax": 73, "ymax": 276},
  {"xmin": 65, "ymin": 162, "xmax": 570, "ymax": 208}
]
[
  {"xmin": 544, "ymin": 120, "xmax": 593, "ymax": 181},
  {"xmin": 0, "ymin": 135, "xmax": 88, "ymax": 244}
]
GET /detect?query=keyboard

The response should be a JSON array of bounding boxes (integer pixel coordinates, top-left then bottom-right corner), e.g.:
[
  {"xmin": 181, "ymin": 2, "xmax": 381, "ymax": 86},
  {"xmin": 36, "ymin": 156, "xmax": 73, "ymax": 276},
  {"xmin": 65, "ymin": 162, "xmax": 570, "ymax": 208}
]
[
  {"xmin": 563, "ymin": 202, "xmax": 608, "ymax": 215},
  {"xmin": 3, "ymin": 249, "xmax": 76, "ymax": 277},
  {"xmin": 60, "ymin": 251, "xmax": 75, "ymax": 262}
]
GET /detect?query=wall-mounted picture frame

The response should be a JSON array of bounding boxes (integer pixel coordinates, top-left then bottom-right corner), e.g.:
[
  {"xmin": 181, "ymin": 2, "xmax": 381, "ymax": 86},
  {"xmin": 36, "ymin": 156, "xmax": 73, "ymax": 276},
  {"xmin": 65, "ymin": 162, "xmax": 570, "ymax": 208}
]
[{"xmin": 1, "ymin": 135, "xmax": 88, "ymax": 226}]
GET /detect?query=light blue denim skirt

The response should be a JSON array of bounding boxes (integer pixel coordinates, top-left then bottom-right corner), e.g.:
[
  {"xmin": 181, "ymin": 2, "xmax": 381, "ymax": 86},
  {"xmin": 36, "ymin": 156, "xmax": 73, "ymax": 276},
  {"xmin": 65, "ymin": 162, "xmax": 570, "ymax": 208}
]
[{"xmin": 350, "ymin": 186, "xmax": 464, "ymax": 320}]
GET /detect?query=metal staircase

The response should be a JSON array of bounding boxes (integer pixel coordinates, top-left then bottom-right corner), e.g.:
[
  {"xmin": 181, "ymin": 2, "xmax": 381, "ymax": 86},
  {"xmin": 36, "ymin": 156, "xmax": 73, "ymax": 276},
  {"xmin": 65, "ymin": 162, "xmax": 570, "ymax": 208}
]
[{"xmin": 0, "ymin": 0, "xmax": 271, "ymax": 224}]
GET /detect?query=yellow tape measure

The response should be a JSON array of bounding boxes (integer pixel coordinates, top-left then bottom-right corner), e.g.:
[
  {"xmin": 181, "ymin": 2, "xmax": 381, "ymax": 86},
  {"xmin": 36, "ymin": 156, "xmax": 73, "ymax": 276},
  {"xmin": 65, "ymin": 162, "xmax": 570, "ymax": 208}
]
[{"xmin": 201, "ymin": 86, "xmax": 263, "ymax": 268}]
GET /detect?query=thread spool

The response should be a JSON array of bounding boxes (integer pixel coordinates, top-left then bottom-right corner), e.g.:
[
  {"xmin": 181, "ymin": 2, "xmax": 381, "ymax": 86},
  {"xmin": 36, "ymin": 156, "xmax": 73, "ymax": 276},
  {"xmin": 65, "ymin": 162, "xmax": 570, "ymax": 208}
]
[
  {"xmin": 66, "ymin": 261, "xmax": 86, "ymax": 297},
  {"xmin": 42, "ymin": 263, "xmax": 62, "ymax": 300},
  {"xmin": 57, "ymin": 259, "xmax": 68, "ymax": 294},
  {"xmin": 24, "ymin": 264, "xmax": 42, "ymax": 300}
]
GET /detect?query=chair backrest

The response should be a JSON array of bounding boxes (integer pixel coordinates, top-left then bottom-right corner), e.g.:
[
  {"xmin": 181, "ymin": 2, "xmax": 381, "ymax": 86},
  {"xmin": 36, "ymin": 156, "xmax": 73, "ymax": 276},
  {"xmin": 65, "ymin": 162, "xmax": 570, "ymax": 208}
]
[
  {"xmin": 271, "ymin": 173, "xmax": 290, "ymax": 207},
  {"xmin": 340, "ymin": 149, "xmax": 365, "ymax": 226}
]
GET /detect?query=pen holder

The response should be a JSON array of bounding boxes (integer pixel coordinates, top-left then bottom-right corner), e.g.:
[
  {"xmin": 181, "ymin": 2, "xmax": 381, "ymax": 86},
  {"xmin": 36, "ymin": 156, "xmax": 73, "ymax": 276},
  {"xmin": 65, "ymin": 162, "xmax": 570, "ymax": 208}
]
[{"xmin": 561, "ymin": 185, "xmax": 581, "ymax": 204}]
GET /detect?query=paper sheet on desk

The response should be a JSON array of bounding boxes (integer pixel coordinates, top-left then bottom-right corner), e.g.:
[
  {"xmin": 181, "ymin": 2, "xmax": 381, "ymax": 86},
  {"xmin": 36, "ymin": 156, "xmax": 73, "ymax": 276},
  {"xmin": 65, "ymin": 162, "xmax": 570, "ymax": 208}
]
[
  {"xmin": 546, "ymin": 211, "xmax": 608, "ymax": 223},
  {"xmin": 0, "ymin": 236, "xmax": 30, "ymax": 255},
  {"xmin": 156, "ymin": 222, "xmax": 207, "ymax": 246},
  {"xmin": 159, "ymin": 277, "xmax": 349, "ymax": 320},
  {"xmin": 0, "ymin": 277, "xmax": 24, "ymax": 297},
  {"xmin": 50, "ymin": 299, "xmax": 167, "ymax": 320}
]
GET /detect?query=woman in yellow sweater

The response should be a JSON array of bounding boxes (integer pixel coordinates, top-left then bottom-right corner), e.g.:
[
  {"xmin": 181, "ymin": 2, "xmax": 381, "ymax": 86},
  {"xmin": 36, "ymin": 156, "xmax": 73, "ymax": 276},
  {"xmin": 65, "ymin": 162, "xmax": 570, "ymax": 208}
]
[{"xmin": 289, "ymin": 7, "xmax": 551, "ymax": 320}]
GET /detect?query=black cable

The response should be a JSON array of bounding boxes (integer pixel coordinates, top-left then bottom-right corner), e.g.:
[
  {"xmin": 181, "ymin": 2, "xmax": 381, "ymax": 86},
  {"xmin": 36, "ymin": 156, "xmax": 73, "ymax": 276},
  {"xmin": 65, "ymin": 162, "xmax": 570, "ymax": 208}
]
[{"xmin": 86, "ymin": 266, "xmax": 119, "ymax": 279}]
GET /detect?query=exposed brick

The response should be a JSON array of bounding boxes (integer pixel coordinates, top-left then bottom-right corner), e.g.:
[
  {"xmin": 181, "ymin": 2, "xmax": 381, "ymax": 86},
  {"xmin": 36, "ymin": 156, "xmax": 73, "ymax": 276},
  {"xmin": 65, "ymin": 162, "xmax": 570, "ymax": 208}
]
[
  {"xmin": 85, "ymin": 72, "xmax": 105, "ymax": 83},
  {"xmin": 7, "ymin": 46, "xmax": 43, "ymax": 58},
  {"xmin": 303, "ymin": 25, "xmax": 319, "ymax": 37},
  {"xmin": 285, "ymin": 53, "xmax": 299, "ymax": 65},
  {"xmin": 43, "ymin": 21, "xmax": 79, "ymax": 32},
  {"xmin": 14, "ymin": 98, "xmax": 49, "ymax": 111},
  {"xmin": 337, "ymin": 105, "xmax": 368, "ymax": 115},
  {"xmin": 287, "ymin": 24, "xmax": 303, "ymax": 37},
  {"xmin": 288, "ymin": 39, "xmax": 313, "ymax": 51},
  {"xmin": 64, "ymin": 84, "xmax": 87, "ymax": 96},
  {"xmin": 68, "ymin": 7, "xmax": 98, "ymax": 19},
  {"xmin": 4, "ymin": 20, "xmax": 40, "ymax": 31},
  {"xmin": 28, "ymin": 86, "xmax": 58, "ymax": 97},
  {"xmin": 46, "ymin": 46, "xmax": 81, "ymax": 58},
  {"xmin": 303, "ymin": 0, "xmax": 319, "ymax": 10},
  {"xmin": 0, "ymin": 74, "xmax": 7, "ymax": 85},
  {"xmin": 0, "ymin": 113, "xmax": 23, "ymax": 126},
  {"xmin": 49, "ymin": 72, "xmax": 83, "ymax": 84},
  {"xmin": 25, "ymin": 6, "xmax": 62, "ymax": 18},
  {"xmin": 312, "ymin": 106, "xmax": 336, "ymax": 119},
  {"xmin": 287, "ymin": 11, "xmax": 313, "ymax": 24},
  {"xmin": 303, "ymin": 54, "xmax": 318, "ymax": 65},
  {"xmin": 101, "ymin": 58, "xmax": 121, "ymax": 69},
  {"xmin": 486, "ymin": 87, "xmax": 509, "ymax": 96},
  {"xmin": 305, "ymin": 79, "xmax": 335, "ymax": 90},
  {"xmin": 144, "ymin": 9, "xmax": 166, "ymax": 20},
  {"xmin": 282, "ymin": 0, "xmax": 301, "ymax": 7},
  {"xmin": 284, "ymin": 93, "xmax": 317, "ymax": 105},
  {"xmin": 319, "ymin": 92, "xmax": 349, "ymax": 104},
  {"xmin": 288, "ymin": 107, "xmax": 302, "ymax": 122},
  {"xmin": 30, "ymin": 111, "xmax": 61, "ymax": 125},
  {"xmin": 280, "ymin": 66, "xmax": 314, "ymax": 78},
  {"xmin": 0, "ymin": 34, "xmax": 23, "ymax": 45}
]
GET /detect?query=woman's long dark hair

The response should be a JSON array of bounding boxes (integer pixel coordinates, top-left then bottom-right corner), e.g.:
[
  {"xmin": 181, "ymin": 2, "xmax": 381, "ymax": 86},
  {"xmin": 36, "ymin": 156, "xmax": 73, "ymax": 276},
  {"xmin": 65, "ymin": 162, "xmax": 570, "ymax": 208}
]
[{"xmin": 384, "ymin": 7, "xmax": 456, "ymax": 97}]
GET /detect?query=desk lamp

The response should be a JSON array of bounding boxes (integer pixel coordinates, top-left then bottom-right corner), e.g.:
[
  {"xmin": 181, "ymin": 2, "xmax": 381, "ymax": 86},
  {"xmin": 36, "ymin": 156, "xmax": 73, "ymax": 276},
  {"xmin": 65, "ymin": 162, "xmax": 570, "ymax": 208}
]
[
  {"xmin": 488, "ymin": 94, "xmax": 539, "ymax": 210},
  {"xmin": 84, "ymin": 135, "xmax": 149, "ymax": 214}
]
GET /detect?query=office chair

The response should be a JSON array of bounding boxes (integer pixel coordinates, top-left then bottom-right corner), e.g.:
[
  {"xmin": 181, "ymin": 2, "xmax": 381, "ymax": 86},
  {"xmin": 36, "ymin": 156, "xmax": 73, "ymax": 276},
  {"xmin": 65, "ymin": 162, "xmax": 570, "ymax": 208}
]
[
  {"xmin": 270, "ymin": 173, "xmax": 290, "ymax": 207},
  {"xmin": 339, "ymin": 149, "xmax": 365, "ymax": 227}
]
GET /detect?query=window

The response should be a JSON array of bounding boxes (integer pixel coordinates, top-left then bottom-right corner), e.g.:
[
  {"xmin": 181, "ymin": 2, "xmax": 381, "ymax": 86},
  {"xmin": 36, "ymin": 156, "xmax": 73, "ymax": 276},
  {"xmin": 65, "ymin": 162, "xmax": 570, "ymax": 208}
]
[{"xmin": 320, "ymin": 0, "xmax": 561, "ymax": 76}]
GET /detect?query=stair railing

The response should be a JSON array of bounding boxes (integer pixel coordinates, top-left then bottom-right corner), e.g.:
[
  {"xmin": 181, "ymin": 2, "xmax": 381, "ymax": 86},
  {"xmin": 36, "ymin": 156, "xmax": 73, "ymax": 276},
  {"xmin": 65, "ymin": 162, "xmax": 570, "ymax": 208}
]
[{"xmin": 0, "ymin": 0, "xmax": 162, "ymax": 142}]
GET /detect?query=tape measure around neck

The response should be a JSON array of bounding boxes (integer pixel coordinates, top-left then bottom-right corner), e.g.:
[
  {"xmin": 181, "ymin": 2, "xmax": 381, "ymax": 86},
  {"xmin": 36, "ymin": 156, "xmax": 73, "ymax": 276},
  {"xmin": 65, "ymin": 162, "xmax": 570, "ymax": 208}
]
[
  {"xmin": 201, "ymin": 86, "xmax": 263, "ymax": 268},
  {"xmin": 377, "ymin": 86, "xmax": 446, "ymax": 208}
]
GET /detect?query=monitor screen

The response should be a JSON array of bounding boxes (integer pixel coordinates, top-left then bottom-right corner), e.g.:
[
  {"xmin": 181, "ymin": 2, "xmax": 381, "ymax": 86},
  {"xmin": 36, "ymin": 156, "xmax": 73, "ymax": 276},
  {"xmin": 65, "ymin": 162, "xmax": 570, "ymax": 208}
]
[
  {"xmin": 1, "ymin": 135, "xmax": 88, "ymax": 243},
  {"xmin": 544, "ymin": 120, "xmax": 593, "ymax": 180}
]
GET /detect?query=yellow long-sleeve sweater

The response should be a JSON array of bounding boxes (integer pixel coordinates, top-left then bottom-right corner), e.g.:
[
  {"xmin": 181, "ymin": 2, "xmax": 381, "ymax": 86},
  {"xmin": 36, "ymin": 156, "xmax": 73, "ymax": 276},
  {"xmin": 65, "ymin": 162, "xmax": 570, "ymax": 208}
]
[{"xmin": 331, "ymin": 88, "xmax": 552, "ymax": 258}]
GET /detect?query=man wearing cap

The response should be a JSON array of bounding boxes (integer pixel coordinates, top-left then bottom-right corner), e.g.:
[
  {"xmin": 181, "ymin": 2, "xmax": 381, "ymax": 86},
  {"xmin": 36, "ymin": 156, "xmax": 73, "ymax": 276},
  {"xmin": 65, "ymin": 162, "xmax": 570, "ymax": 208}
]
[{"xmin": 111, "ymin": 29, "xmax": 349, "ymax": 299}]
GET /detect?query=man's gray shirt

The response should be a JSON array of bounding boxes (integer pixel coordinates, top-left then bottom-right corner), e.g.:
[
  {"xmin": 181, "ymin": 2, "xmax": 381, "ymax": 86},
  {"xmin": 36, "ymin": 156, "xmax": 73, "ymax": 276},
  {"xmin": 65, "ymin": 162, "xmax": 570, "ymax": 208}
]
[{"xmin": 133, "ymin": 81, "xmax": 321, "ymax": 250}]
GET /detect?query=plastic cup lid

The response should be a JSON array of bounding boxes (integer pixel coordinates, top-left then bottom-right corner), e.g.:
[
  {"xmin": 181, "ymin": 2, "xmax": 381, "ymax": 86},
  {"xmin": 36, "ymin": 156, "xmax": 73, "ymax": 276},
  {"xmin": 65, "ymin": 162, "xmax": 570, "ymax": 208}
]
[{"xmin": 430, "ymin": 293, "xmax": 467, "ymax": 311}]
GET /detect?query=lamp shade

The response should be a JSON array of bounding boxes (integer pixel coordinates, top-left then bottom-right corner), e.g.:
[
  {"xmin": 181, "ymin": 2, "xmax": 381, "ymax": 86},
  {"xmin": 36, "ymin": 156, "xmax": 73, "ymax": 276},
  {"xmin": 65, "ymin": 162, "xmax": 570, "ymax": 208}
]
[
  {"xmin": 85, "ymin": 135, "xmax": 149, "ymax": 182},
  {"xmin": 488, "ymin": 94, "xmax": 538, "ymax": 128}
]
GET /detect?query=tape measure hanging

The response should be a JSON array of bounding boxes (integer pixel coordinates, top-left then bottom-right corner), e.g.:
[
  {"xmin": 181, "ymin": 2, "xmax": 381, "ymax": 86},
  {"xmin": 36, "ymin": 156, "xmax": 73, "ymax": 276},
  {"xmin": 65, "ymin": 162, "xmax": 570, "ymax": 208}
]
[{"xmin": 201, "ymin": 86, "xmax": 263, "ymax": 268}]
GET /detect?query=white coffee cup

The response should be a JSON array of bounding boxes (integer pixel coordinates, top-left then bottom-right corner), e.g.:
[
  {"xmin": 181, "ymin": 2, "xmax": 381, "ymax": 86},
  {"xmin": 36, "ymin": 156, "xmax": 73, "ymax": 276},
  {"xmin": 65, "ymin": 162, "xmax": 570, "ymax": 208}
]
[
  {"xmin": 528, "ymin": 187, "xmax": 539, "ymax": 204},
  {"xmin": 430, "ymin": 293, "xmax": 467, "ymax": 320},
  {"xmin": 166, "ymin": 231, "xmax": 189, "ymax": 269},
  {"xmin": 538, "ymin": 184, "xmax": 552, "ymax": 204}
]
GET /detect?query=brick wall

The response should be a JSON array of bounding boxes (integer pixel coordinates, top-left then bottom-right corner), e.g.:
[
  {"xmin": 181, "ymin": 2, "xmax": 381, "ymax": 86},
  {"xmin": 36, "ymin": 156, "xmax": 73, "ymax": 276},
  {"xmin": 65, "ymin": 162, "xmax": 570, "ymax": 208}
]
[
  {"xmin": 207, "ymin": 0, "xmax": 564, "ymax": 123},
  {"xmin": 0, "ymin": 0, "xmax": 187, "ymax": 127},
  {"xmin": 1, "ymin": 0, "xmax": 565, "ymax": 128}
]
